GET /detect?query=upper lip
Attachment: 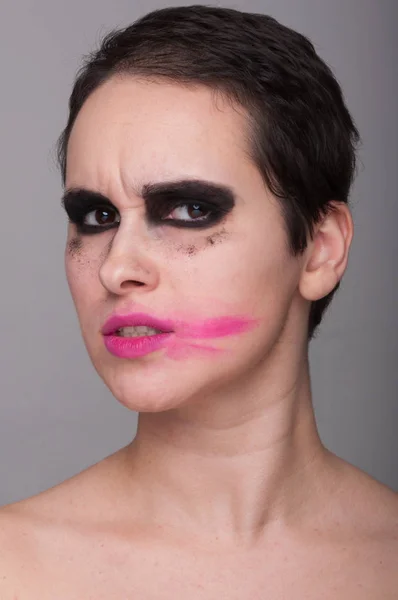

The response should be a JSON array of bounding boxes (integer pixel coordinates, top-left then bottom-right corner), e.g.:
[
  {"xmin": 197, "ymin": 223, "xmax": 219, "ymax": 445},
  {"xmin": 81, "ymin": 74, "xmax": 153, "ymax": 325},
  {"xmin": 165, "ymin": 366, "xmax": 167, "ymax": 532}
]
[{"xmin": 101, "ymin": 312, "xmax": 175, "ymax": 335}]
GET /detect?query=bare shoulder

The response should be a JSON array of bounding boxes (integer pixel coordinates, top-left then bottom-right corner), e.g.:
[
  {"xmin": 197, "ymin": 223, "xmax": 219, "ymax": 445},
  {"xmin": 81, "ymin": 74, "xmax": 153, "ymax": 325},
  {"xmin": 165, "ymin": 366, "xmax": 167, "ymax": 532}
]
[
  {"xmin": 321, "ymin": 452, "xmax": 398, "ymax": 571},
  {"xmin": 0, "ymin": 447, "xmax": 127, "ymax": 594},
  {"xmin": 0, "ymin": 502, "xmax": 42, "ymax": 597},
  {"xmin": 327, "ymin": 452, "xmax": 398, "ymax": 530},
  {"xmin": 0, "ymin": 445, "xmax": 127, "ymax": 522}
]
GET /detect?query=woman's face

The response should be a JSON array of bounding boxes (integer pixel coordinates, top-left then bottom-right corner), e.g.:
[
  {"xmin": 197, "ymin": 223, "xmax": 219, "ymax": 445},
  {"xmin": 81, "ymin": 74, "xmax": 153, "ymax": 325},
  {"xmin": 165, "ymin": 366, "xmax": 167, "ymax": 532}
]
[{"xmin": 64, "ymin": 76, "xmax": 305, "ymax": 412}]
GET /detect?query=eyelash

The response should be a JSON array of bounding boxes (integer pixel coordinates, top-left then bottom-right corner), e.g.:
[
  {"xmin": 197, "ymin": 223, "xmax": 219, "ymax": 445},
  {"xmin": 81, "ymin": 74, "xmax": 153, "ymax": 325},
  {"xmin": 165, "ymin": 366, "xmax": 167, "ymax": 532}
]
[{"xmin": 65, "ymin": 201, "xmax": 227, "ymax": 234}]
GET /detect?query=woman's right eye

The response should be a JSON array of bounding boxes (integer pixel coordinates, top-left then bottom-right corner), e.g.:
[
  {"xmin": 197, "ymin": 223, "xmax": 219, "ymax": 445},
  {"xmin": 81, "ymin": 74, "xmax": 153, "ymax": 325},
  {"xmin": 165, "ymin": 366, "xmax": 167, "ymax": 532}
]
[{"xmin": 83, "ymin": 207, "xmax": 120, "ymax": 228}]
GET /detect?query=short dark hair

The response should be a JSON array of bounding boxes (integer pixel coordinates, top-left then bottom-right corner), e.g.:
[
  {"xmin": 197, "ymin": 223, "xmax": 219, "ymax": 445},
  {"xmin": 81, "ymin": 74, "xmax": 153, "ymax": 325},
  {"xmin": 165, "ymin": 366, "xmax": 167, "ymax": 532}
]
[{"xmin": 56, "ymin": 4, "xmax": 361, "ymax": 340}]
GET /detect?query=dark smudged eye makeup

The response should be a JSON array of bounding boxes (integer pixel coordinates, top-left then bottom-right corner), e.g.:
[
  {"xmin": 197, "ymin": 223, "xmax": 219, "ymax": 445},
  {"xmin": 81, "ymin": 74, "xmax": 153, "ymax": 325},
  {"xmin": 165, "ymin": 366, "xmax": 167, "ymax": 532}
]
[
  {"xmin": 61, "ymin": 179, "xmax": 236, "ymax": 234},
  {"xmin": 61, "ymin": 191, "xmax": 120, "ymax": 234}
]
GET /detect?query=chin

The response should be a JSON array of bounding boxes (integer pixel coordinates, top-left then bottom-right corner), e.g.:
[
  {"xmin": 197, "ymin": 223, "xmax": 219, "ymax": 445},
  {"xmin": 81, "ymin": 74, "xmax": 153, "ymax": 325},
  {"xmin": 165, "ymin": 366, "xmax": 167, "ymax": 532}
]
[
  {"xmin": 89, "ymin": 352, "xmax": 198, "ymax": 413},
  {"xmin": 108, "ymin": 380, "xmax": 192, "ymax": 413}
]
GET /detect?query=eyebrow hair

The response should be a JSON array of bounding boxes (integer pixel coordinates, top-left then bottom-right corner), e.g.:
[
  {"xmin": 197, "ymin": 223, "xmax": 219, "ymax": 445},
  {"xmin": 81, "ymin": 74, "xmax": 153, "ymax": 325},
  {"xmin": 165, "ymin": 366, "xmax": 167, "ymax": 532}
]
[
  {"xmin": 61, "ymin": 188, "xmax": 110, "ymax": 208},
  {"xmin": 61, "ymin": 178, "xmax": 238, "ymax": 208}
]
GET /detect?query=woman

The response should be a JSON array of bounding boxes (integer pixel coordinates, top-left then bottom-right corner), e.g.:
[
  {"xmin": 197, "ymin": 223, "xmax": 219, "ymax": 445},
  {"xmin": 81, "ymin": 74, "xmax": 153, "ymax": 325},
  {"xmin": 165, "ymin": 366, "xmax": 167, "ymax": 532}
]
[{"xmin": 1, "ymin": 5, "xmax": 397, "ymax": 598}]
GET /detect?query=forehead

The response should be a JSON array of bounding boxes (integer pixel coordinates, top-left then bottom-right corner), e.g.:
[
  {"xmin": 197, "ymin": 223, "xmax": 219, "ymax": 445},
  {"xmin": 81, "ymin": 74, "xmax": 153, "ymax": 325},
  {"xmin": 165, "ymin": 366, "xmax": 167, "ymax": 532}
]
[{"xmin": 65, "ymin": 76, "xmax": 258, "ymax": 194}]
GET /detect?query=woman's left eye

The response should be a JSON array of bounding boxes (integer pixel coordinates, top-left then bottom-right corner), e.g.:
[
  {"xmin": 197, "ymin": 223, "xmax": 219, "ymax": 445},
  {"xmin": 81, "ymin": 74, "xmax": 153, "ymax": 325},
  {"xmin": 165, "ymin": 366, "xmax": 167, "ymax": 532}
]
[{"xmin": 166, "ymin": 203, "xmax": 212, "ymax": 222}]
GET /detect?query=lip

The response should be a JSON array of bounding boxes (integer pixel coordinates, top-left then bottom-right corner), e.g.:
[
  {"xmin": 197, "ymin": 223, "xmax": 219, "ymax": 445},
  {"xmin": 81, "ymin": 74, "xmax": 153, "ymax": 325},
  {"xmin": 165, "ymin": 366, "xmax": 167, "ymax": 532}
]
[
  {"xmin": 103, "ymin": 331, "xmax": 173, "ymax": 359},
  {"xmin": 101, "ymin": 312, "xmax": 175, "ymax": 359},
  {"xmin": 102, "ymin": 312, "xmax": 175, "ymax": 336}
]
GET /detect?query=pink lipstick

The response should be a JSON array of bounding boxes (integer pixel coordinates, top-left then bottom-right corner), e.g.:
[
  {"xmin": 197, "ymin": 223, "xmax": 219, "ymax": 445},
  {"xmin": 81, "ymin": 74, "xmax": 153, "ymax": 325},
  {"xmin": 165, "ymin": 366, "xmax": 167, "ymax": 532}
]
[{"xmin": 102, "ymin": 313, "xmax": 174, "ymax": 359}]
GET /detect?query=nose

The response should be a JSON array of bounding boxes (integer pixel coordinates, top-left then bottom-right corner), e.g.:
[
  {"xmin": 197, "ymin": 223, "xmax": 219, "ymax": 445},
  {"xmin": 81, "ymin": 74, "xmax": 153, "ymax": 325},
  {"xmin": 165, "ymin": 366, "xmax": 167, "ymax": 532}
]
[{"xmin": 99, "ymin": 221, "xmax": 160, "ymax": 296}]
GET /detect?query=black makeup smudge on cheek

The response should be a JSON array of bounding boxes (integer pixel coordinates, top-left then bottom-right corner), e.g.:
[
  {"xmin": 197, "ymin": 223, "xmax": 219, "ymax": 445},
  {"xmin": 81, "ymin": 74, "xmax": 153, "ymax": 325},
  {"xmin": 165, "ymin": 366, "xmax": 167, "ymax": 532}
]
[
  {"xmin": 206, "ymin": 228, "xmax": 229, "ymax": 247},
  {"xmin": 175, "ymin": 243, "xmax": 199, "ymax": 256},
  {"xmin": 173, "ymin": 228, "xmax": 230, "ymax": 256},
  {"xmin": 66, "ymin": 235, "xmax": 97, "ymax": 273},
  {"xmin": 186, "ymin": 245, "xmax": 198, "ymax": 256},
  {"xmin": 67, "ymin": 236, "xmax": 83, "ymax": 255}
]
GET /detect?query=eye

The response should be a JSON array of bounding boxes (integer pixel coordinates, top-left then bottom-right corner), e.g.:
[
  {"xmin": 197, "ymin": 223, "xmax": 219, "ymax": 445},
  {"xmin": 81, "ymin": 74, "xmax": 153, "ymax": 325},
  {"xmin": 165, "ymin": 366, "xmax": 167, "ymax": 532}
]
[
  {"xmin": 84, "ymin": 207, "xmax": 120, "ymax": 227},
  {"xmin": 166, "ymin": 203, "xmax": 213, "ymax": 222}
]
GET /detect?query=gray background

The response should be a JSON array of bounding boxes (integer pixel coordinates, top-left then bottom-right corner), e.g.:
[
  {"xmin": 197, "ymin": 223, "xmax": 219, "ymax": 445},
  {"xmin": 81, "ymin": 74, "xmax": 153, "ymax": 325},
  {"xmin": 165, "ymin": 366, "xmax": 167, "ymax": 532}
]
[{"xmin": 0, "ymin": 0, "xmax": 397, "ymax": 506}]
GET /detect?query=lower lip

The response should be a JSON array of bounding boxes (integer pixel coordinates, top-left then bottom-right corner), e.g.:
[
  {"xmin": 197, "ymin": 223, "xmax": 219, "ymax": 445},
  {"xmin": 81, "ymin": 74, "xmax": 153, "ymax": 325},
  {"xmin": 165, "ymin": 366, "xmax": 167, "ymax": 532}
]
[{"xmin": 104, "ymin": 332, "xmax": 173, "ymax": 358}]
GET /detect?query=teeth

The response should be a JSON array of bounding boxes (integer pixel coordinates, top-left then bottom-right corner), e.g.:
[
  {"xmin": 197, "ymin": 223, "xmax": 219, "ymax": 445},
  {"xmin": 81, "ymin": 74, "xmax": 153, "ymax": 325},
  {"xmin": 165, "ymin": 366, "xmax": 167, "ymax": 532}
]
[{"xmin": 117, "ymin": 326, "xmax": 162, "ymax": 337}]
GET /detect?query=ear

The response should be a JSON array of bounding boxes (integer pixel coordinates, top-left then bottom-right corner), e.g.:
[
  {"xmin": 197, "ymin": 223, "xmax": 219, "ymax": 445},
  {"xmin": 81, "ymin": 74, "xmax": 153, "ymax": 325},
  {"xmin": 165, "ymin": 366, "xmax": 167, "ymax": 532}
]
[{"xmin": 299, "ymin": 202, "xmax": 354, "ymax": 302}]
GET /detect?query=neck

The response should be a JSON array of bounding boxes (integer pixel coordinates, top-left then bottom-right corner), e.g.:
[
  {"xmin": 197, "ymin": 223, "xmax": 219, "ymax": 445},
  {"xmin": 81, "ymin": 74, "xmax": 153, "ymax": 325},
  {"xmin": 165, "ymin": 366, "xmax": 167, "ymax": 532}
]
[{"xmin": 121, "ymin": 351, "xmax": 327, "ymax": 550}]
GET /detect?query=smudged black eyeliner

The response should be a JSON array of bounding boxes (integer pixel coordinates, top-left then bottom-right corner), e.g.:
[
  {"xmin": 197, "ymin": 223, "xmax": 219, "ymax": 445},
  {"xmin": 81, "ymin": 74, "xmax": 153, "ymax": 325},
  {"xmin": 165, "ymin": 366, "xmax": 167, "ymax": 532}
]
[
  {"xmin": 142, "ymin": 179, "xmax": 235, "ymax": 229},
  {"xmin": 62, "ymin": 189, "xmax": 118, "ymax": 234},
  {"xmin": 61, "ymin": 179, "xmax": 236, "ymax": 234}
]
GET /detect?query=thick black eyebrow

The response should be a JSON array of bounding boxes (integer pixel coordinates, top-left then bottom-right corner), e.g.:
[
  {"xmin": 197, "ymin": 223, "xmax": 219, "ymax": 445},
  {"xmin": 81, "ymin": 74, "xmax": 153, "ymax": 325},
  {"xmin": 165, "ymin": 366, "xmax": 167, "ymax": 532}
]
[
  {"xmin": 61, "ymin": 179, "xmax": 238, "ymax": 209},
  {"xmin": 141, "ymin": 179, "xmax": 237, "ymax": 209},
  {"xmin": 61, "ymin": 188, "xmax": 112, "ymax": 208}
]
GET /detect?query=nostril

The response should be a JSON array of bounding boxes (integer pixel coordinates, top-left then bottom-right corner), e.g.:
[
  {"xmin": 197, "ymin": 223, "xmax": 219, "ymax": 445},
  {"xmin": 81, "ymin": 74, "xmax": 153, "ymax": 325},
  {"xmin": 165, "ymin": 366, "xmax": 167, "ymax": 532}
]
[{"xmin": 120, "ymin": 280, "xmax": 146, "ymax": 289}]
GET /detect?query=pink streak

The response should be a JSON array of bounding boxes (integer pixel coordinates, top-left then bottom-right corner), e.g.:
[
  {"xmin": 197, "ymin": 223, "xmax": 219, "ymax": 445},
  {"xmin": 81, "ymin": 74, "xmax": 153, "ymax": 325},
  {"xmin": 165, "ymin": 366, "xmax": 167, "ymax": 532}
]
[{"xmin": 174, "ymin": 316, "xmax": 258, "ymax": 339}]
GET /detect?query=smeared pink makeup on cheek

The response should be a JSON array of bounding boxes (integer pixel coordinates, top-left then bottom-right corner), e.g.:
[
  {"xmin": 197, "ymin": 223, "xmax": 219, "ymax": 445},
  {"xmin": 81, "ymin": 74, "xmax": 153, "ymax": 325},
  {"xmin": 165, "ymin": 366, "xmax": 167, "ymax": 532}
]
[
  {"xmin": 175, "ymin": 315, "xmax": 259, "ymax": 339},
  {"xmin": 164, "ymin": 339, "xmax": 225, "ymax": 360},
  {"xmin": 164, "ymin": 315, "xmax": 259, "ymax": 360}
]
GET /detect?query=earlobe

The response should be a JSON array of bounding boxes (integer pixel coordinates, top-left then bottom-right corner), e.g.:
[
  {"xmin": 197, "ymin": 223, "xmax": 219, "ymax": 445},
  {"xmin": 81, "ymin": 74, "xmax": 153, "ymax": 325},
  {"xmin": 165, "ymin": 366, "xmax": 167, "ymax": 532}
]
[{"xmin": 299, "ymin": 202, "xmax": 353, "ymax": 302}]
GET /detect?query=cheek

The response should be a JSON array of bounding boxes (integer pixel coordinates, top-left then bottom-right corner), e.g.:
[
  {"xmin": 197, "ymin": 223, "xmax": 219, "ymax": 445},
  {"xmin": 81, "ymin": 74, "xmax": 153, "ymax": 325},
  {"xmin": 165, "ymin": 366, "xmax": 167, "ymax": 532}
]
[
  {"xmin": 178, "ymin": 232, "xmax": 296, "ymax": 316},
  {"xmin": 64, "ymin": 235, "xmax": 104, "ymax": 307}
]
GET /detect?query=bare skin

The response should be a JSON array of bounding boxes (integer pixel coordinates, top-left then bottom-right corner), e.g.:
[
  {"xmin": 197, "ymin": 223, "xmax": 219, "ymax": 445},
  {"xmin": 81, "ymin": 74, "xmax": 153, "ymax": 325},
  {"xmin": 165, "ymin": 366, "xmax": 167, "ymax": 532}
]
[
  {"xmin": 0, "ymin": 446, "xmax": 397, "ymax": 599},
  {"xmin": 1, "ymin": 77, "xmax": 397, "ymax": 597}
]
